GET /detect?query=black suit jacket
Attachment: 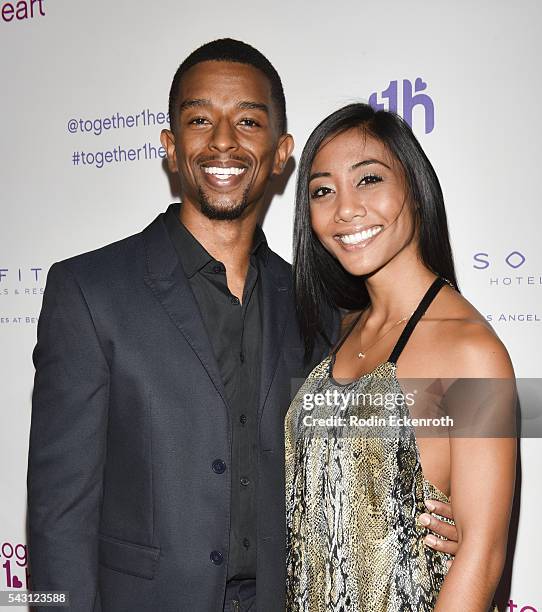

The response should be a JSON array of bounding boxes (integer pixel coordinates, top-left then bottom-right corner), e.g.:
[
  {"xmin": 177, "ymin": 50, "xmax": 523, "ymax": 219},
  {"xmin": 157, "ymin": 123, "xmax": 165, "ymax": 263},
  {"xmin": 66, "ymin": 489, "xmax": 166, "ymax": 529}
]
[{"xmin": 27, "ymin": 208, "xmax": 337, "ymax": 612}]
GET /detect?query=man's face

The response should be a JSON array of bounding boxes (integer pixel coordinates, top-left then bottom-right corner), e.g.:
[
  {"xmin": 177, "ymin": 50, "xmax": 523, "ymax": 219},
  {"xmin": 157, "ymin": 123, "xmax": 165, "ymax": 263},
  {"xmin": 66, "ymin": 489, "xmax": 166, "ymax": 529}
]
[{"xmin": 161, "ymin": 60, "xmax": 292, "ymax": 220}]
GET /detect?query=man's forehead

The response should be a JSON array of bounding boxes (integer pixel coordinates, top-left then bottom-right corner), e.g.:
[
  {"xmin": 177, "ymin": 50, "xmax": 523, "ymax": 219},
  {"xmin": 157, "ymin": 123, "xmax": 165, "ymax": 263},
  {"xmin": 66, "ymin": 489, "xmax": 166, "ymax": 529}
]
[{"xmin": 179, "ymin": 60, "xmax": 272, "ymax": 100}]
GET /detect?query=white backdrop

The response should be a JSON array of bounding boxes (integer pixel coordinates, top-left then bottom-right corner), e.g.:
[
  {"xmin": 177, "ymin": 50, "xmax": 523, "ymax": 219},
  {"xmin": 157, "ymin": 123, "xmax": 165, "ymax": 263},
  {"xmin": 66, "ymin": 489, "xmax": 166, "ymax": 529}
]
[{"xmin": 1, "ymin": 0, "xmax": 541, "ymax": 609}]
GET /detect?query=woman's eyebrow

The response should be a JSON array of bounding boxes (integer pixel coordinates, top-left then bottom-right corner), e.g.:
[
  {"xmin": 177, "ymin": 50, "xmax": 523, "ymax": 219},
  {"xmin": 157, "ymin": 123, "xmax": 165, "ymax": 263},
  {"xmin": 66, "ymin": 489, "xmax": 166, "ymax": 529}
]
[
  {"xmin": 309, "ymin": 158, "xmax": 391, "ymax": 183},
  {"xmin": 350, "ymin": 158, "xmax": 391, "ymax": 170},
  {"xmin": 309, "ymin": 171, "xmax": 330, "ymax": 183}
]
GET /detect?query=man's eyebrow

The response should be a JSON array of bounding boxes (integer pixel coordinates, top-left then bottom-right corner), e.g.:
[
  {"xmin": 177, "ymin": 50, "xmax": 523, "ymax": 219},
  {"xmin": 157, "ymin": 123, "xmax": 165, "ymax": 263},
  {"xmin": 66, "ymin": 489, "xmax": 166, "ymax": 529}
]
[
  {"xmin": 238, "ymin": 101, "xmax": 269, "ymax": 114},
  {"xmin": 309, "ymin": 159, "xmax": 391, "ymax": 183},
  {"xmin": 179, "ymin": 98, "xmax": 211, "ymax": 112}
]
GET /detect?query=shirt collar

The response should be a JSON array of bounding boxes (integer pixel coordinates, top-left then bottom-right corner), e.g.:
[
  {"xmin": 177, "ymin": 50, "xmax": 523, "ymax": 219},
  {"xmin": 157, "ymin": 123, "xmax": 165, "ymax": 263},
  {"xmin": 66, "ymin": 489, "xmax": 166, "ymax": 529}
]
[{"xmin": 164, "ymin": 203, "xmax": 269, "ymax": 278}]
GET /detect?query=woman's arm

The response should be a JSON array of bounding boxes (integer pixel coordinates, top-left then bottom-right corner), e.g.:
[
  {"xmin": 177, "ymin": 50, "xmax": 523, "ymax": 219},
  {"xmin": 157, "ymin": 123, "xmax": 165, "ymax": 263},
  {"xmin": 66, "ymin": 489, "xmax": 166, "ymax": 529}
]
[{"xmin": 434, "ymin": 328, "xmax": 517, "ymax": 612}]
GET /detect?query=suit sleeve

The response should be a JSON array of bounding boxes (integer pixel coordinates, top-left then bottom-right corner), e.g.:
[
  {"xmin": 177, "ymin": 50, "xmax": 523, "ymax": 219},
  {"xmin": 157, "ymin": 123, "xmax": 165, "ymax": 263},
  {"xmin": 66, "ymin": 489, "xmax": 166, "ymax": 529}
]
[{"xmin": 27, "ymin": 262, "xmax": 109, "ymax": 611}]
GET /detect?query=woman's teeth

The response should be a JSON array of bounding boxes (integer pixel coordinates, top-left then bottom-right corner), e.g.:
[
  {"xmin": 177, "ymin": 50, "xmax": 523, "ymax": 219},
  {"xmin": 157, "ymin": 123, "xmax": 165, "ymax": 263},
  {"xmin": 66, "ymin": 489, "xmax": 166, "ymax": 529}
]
[
  {"xmin": 339, "ymin": 226, "xmax": 383, "ymax": 245},
  {"xmin": 203, "ymin": 167, "xmax": 246, "ymax": 179}
]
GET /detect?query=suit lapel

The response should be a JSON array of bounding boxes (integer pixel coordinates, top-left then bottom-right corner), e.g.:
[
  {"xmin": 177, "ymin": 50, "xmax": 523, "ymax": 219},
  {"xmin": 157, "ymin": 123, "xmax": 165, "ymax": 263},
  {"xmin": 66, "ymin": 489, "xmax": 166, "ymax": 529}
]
[
  {"xmin": 142, "ymin": 212, "xmax": 229, "ymax": 409},
  {"xmin": 258, "ymin": 257, "xmax": 291, "ymax": 418}
]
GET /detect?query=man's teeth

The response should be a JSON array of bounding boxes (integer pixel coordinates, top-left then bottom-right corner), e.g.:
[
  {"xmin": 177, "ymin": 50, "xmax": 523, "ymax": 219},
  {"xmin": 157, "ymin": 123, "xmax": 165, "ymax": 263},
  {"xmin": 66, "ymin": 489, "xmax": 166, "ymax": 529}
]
[
  {"xmin": 339, "ymin": 226, "xmax": 383, "ymax": 244},
  {"xmin": 203, "ymin": 166, "xmax": 246, "ymax": 177}
]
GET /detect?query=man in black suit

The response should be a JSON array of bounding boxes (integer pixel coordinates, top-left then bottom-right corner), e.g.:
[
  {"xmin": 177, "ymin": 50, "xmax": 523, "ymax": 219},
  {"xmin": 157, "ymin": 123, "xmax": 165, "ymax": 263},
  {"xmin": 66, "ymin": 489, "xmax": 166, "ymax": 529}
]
[{"xmin": 27, "ymin": 39, "xmax": 458, "ymax": 612}]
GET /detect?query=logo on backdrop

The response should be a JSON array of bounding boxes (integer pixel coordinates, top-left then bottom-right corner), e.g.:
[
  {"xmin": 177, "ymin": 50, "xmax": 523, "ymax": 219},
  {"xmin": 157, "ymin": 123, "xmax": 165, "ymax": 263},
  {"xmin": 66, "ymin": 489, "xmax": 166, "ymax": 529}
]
[
  {"xmin": 0, "ymin": 267, "xmax": 45, "ymax": 295},
  {"xmin": 505, "ymin": 602, "xmax": 540, "ymax": 612},
  {"xmin": 472, "ymin": 249, "xmax": 540, "ymax": 284},
  {"xmin": 66, "ymin": 109, "xmax": 169, "ymax": 170},
  {"xmin": 1, "ymin": 541, "xmax": 30, "ymax": 589},
  {"xmin": 369, "ymin": 78, "xmax": 434, "ymax": 134},
  {"xmin": 472, "ymin": 249, "xmax": 541, "ymax": 324},
  {"xmin": 1, "ymin": 0, "xmax": 45, "ymax": 22},
  {"xmin": 0, "ymin": 266, "xmax": 46, "ymax": 326}
]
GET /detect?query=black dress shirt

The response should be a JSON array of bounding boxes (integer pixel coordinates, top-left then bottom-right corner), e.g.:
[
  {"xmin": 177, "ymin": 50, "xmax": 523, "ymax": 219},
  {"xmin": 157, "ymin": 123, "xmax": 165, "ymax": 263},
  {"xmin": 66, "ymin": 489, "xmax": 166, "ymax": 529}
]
[{"xmin": 164, "ymin": 203, "xmax": 266, "ymax": 580}]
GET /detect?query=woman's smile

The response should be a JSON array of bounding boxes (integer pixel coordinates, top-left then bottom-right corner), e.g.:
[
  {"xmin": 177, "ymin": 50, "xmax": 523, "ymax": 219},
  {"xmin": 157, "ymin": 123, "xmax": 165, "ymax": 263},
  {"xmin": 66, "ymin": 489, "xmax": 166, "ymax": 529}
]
[{"xmin": 334, "ymin": 224, "xmax": 384, "ymax": 249}]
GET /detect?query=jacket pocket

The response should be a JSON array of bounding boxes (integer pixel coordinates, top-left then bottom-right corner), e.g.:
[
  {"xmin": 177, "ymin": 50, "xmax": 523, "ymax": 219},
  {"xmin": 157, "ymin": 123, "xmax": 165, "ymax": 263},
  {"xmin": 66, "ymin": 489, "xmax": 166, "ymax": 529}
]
[{"xmin": 98, "ymin": 534, "xmax": 160, "ymax": 580}]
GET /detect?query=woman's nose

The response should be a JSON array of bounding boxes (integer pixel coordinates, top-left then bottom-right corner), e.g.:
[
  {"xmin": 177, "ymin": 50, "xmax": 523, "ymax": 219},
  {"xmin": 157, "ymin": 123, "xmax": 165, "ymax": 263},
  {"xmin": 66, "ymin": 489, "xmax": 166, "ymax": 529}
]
[{"xmin": 334, "ymin": 189, "xmax": 368, "ymax": 223}]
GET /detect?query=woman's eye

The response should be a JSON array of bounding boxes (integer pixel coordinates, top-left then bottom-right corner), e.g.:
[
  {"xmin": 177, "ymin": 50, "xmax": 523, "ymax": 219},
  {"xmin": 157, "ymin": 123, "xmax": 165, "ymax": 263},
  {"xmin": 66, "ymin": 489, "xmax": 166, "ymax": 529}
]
[
  {"xmin": 310, "ymin": 186, "xmax": 333, "ymax": 199},
  {"xmin": 239, "ymin": 118, "xmax": 260, "ymax": 127},
  {"xmin": 358, "ymin": 173, "xmax": 383, "ymax": 186}
]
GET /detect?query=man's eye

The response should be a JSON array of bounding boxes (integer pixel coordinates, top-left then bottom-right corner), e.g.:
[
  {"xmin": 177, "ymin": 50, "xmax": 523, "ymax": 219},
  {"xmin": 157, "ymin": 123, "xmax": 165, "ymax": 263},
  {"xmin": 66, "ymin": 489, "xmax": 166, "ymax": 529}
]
[
  {"xmin": 310, "ymin": 186, "xmax": 333, "ymax": 199},
  {"xmin": 239, "ymin": 118, "xmax": 260, "ymax": 127},
  {"xmin": 189, "ymin": 117, "xmax": 210, "ymax": 125},
  {"xmin": 357, "ymin": 173, "xmax": 383, "ymax": 186}
]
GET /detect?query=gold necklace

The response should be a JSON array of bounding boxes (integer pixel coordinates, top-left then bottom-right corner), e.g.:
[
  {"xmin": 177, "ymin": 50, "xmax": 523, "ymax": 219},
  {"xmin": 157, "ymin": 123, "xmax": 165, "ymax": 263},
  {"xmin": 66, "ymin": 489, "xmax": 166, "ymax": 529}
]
[{"xmin": 357, "ymin": 312, "xmax": 414, "ymax": 359}]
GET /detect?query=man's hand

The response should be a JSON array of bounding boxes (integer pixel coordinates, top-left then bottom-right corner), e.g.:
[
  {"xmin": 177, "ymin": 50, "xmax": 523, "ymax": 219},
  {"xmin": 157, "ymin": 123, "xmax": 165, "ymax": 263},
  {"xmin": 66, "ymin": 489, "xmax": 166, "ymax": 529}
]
[{"xmin": 420, "ymin": 499, "xmax": 458, "ymax": 566}]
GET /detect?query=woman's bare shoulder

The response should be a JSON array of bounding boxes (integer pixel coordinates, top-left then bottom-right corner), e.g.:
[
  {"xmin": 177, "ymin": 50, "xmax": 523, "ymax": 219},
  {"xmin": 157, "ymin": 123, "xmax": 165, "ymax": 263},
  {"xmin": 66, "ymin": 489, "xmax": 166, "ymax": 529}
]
[{"xmin": 424, "ymin": 287, "xmax": 514, "ymax": 379}]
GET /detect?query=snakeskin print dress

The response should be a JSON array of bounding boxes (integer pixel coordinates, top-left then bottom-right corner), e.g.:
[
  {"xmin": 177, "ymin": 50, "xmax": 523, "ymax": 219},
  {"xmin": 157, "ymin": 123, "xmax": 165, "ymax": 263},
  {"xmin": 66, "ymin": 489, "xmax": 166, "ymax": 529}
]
[{"xmin": 285, "ymin": 277, "xmax": 460, "ymax": 611}]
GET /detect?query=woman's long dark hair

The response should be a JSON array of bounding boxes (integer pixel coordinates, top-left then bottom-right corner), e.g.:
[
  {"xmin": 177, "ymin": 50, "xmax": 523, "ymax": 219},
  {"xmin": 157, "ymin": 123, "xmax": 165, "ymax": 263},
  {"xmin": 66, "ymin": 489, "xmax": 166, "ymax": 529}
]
[{"xmin": 293, "ymin": 103, "xmax": 458, "ymax": 357}]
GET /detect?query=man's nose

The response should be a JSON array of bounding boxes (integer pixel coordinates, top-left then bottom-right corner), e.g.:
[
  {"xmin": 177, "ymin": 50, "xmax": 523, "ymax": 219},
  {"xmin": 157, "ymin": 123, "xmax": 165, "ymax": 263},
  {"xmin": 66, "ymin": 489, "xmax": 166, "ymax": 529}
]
[{"xmin": 209, "ymin": 118, "xmax": 238, "ymax": 152}]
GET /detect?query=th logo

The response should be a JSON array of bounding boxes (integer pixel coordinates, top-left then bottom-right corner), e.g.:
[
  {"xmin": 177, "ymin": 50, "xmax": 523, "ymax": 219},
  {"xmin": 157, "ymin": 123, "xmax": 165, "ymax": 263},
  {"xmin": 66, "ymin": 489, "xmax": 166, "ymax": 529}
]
[{"xmin": 369, "ymin": 78, "xmax": 435, "ymax": 134}]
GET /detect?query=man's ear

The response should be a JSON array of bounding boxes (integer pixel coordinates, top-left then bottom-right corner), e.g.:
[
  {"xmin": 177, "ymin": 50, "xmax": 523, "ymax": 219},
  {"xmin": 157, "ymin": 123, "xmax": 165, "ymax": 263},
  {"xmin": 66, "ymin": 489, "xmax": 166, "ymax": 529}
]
[
  {"xmin": 272, "ymin": 133, "xmax": 294, "ymax": 175},
  {"xmin": 160, "ymin": 129, "xmax": 178, "ymax": 174}
]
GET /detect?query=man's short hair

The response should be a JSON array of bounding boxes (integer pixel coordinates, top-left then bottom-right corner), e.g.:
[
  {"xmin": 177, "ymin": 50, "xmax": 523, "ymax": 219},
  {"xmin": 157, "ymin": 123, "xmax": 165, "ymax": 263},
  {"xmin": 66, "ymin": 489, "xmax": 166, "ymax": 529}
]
[{"xmin": 168, "ymin": 38, "xmax": 287, "ymax": 134}]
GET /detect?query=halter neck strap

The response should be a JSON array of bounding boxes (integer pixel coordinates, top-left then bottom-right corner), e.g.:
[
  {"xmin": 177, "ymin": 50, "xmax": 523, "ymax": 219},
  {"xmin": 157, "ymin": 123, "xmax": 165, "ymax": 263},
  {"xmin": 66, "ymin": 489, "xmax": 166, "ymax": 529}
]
[
  {"xmin": 388, "ymin": 276, "xmax": 447, "ymax": 364},
  {"xmin": 330, "ymin": 276, "xmax": 448, "ymax": 364}
]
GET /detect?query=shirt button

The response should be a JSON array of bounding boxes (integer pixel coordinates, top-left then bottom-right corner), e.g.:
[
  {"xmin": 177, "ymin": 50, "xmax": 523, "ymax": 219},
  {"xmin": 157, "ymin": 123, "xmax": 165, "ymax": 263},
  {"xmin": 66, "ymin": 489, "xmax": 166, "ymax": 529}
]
[
  {"xmin": 242, "ymin": 538, "xmax": 250, "ymax": 549},
  {"xmin": 240, "ymin": 477, "xmax": 250, "ymax": 487},
  {"xmin": 230, "ymin": 296, "xmax": 240, "ymax": 305},
  {"xmin": 212, "ymin": 459, "xmax": 226, "ymax": 474},
  {"xmin": 210, "ymin": 550, "xmax": 224, "ymax": 565},
  {"xmin": 240, "ymin": 414, "xmax": 247, "ymax": 425},
  {"xmin": 212, "ymin": 264, "xmax": 224, "ymax": 274}
]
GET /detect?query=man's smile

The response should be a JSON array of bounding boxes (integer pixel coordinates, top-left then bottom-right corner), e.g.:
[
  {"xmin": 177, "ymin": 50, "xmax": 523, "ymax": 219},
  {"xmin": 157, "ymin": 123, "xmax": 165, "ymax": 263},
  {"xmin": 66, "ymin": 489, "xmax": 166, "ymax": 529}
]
[
  {"xmin": 203, "ymin": 167, "xmax": 246, "ymax": 177},
  {"xmin": 199, "ymin": 160, "xmax": 249, "ymax": 190}
]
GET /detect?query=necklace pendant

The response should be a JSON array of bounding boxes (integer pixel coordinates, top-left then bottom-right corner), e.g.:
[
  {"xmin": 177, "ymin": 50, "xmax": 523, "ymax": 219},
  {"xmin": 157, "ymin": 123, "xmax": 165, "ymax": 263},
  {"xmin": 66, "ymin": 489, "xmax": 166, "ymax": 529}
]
[{"xmin": 357, "ymin": 352, "xmax": 365, "ymax": 359}]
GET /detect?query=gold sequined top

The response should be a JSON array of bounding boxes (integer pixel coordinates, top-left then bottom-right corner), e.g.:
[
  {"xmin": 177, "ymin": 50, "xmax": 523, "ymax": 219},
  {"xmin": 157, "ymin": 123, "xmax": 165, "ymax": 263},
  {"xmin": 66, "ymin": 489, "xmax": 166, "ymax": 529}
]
[
  {"xmin": 285, "ymin": 278, "xmax": 494, "ymax": 611},
  {"xmin": 285, "ymin": 357, "xmax": 451, "ymax": 611}
]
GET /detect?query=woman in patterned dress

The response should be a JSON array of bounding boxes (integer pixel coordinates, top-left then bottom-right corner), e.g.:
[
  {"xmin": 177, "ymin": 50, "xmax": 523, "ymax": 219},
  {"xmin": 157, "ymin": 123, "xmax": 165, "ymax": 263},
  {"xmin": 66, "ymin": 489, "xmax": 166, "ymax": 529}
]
[{"xmin": 285, "ymin": 103, "xmax": 516, "ymax": 611}]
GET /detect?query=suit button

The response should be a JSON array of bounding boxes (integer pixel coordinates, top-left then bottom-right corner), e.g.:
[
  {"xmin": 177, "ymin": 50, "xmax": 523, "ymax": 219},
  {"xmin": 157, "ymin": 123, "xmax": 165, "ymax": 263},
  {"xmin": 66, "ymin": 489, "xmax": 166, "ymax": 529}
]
[
  {"xmin": 212, "ymin": 459, "xmax": 226, "ymax": 474},
  {"xmin": 240, "ymin": 477, "xmax": 250, "ymax": 486},
  {"xmin": 240, "ymin": 414, "xmax": 247, "ymax": 424},
  {"xmin": 210, "ymin": 550, "xmax": 224, "ymax": 565}
]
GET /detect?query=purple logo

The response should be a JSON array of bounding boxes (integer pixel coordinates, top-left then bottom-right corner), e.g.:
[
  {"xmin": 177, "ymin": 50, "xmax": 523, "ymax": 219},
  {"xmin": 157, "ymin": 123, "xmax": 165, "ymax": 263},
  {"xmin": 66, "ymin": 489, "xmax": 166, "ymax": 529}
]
[
  {"xmin": 473, "ymin": 251, "xmax": 527, "ymax": 270},
  {"xmin": 1, "ymin": 541, "xmax": 29, "ymax": 589},
  {"xmin": 369, "ymin": 78, "xmax": 435, "ymax": 134},
  {"xmin": 0, "ymin": 266, "xmax": 46, "ymax": 299},
  {"xmin": 0, "ymin": 268, "xmax": 44, "ymax": 283},
  {"xmin": 471, "ymin": 250, "xmax": 541, "ymax": 289},
  {"xmin": 505, "ymin": 251, "xmax": 526, "ymax": 269},
  {"xmin": 1, "ymin": 0, "xmax": 45, "ymax": 22},
  {"xmin": 506, "ymin": 601, "xmax": 539, "ymax": 612}
]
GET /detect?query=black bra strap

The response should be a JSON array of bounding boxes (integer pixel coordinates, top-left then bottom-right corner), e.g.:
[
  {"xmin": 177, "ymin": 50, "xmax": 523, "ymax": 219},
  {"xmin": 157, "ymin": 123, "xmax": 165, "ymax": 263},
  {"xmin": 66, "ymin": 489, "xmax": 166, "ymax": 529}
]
[{"xmin": 388, "ymin": 277, "xmax": 447, "ymax": 365}]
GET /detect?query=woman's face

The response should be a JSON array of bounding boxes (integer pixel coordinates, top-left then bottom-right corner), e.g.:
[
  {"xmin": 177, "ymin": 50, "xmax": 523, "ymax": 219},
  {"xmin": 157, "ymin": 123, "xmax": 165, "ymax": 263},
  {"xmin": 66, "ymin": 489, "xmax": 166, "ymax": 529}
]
[{"xmin": 309, "ymin": 128, "xmax": 418, "ymax": 277}]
